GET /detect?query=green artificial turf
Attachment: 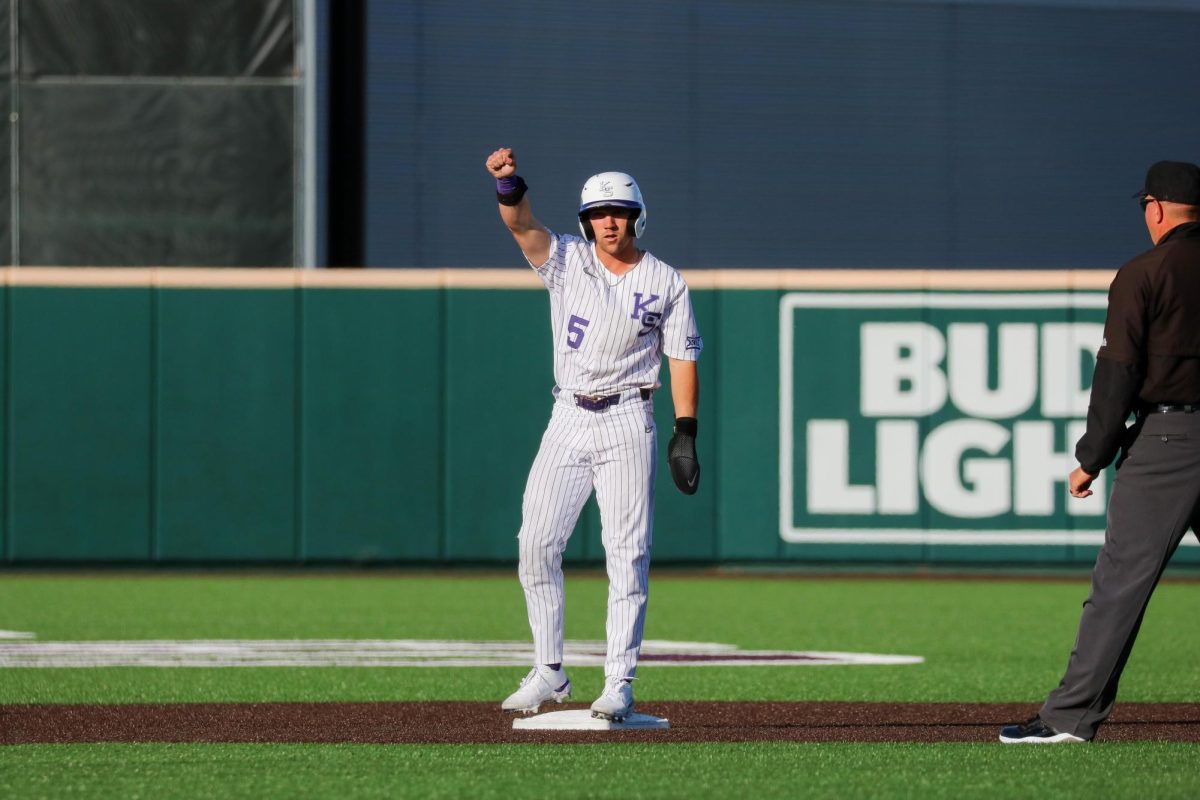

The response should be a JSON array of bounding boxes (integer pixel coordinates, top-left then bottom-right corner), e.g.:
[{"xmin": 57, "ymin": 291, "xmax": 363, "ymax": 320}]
[
  {"xmin": 2, "ymin": 742, "xmax": 1199, "ymax": 799},
  {"xmin": 1, "ymin": 573, "xmax": 1198, "ymax": 704},
  {"xmin": 3, "ymin": 574, "xmax": 1199, "ymax": 800}
]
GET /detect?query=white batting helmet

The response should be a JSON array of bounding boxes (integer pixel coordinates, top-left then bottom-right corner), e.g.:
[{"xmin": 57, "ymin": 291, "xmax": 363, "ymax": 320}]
[{"xmin": 577, "ymin": 171, "xmax": 647, "ymax": 239}]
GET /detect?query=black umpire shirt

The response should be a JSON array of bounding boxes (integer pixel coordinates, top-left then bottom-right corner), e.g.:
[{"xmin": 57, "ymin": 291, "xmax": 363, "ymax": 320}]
[{"xmin": 1076, "ymin": 220, "xmax": 1200, "ymax": 474}]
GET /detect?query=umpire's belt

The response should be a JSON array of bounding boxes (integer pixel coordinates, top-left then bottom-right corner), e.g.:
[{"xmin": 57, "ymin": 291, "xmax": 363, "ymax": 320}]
[
  {"xmin": 574, "ymin": 387, "xmax": 653, "ymax": 412},
  {"xmin": 1137, "ymin": 403, "xmax": 1200, "ymax": 416}
]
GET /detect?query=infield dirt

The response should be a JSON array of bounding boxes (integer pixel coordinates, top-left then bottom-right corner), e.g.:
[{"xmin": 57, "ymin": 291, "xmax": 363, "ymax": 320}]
[{"xmin": 3, "ymin": 702, "xmax": 1198, "ymax": 744}]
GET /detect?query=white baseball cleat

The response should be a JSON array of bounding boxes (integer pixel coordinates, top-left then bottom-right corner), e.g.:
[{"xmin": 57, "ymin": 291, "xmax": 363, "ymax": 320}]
[
  {"xmin": 501, "ymin": 665, "xmax": 572, "ymax": 714},
  {"xmin": 590, "ymin": 677, "xmax": 635, "ymax": 722}
]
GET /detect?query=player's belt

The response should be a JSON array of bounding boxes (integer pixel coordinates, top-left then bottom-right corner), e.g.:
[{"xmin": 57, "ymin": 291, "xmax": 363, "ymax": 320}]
[
  {"xmin": 1138, "ymin": 403, "xmax": 1200, "ymax": 415},
  {"xmin": 574, "ymin": 388, "xmax": 653, "ymax": 412}
]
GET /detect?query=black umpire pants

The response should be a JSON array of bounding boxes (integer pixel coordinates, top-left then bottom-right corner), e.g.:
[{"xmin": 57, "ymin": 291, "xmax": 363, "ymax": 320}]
[{"xmin": 1040, "ymin": 410, "xmax": 1200, "ymax": 741}]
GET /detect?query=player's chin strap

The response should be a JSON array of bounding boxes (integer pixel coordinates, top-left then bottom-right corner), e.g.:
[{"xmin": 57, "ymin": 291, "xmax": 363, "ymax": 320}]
[{"xmin": 668, "ymin": 417, "xmax": 700, "ymax": 495}]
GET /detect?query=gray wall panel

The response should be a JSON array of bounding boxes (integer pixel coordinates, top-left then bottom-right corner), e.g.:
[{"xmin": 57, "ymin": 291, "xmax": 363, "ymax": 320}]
[
  {"xmin": 1, "ymin": 0, "xmax": 10, "ymax": 266},
  {"xmin": 0, "ymin": 1, "xmax": 8, "ymax": 76},
  {"xmin": 21, "ymin": 0, "xmax": 294, "ymax": 77},
  {"xmin": 691, "ymin": 2, "xmax": 953, "ymax": 269},
  {"xmin": 363, "ymin": 0, "xmax": 1200, "ymax": 269},
  {"xmin": 949, "ymin": 7, "xmax": 1200, "ymax": 267},
  {"xmin": 0, "ymin": 81, "xmax": 10, "ymax": 267},
  {"xmin": 19, "ymin": 84, "xmax": 293, "ymax": 266},
  {"xmin": 10, "ymin": 0, "xmax": 298, "ymax": 267}
]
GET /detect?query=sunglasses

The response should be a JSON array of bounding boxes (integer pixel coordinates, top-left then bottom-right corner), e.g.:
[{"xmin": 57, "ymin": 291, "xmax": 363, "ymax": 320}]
[{"xmin": 1138, "ymin": 196, "xmax": 1158, "ymax": 210}]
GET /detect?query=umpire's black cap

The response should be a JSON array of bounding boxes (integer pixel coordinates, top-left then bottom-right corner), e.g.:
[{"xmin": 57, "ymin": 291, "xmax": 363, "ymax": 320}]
[{"xmin": 1135, "ymin": 160, "xmax": 1200, "ymax": 205}]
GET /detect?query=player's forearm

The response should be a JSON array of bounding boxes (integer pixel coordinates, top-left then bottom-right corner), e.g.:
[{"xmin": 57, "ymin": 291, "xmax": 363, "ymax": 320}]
[
  {"xmin": 498, "ymin": 198, "xmax": 551, "ymax": 265},
  {"xmin": 667, "ymin": 358, "xmax": 699, "ymax": 419},
  {"xmin": 498, "ymin": 196, "xmax": 540, "ymax": 234}
]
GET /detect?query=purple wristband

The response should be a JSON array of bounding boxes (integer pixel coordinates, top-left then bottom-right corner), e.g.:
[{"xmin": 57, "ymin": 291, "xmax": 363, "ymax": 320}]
[
  {"xmin": 496, "ymin": 175, "xmax": 522, "ymax": 195},
  {"xmin": 495, "ymin": 175, "xmax": 528, "ymax": 206}
]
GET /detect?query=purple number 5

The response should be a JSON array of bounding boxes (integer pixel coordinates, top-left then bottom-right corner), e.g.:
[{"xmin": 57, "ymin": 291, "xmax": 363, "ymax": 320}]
[{"xmin": 567, "ymin": 315, "xmax": 590, "ymax": 349}]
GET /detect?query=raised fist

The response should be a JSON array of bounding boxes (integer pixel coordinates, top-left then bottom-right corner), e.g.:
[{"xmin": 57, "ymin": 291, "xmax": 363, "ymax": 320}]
[{"xmin": 486, "ymin": 147, "xmax": 516, "ymax": 178}]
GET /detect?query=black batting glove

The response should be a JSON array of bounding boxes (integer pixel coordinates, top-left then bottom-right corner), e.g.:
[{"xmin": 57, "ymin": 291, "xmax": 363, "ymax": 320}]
[{"xmin": 668, "ymin": 417, "xmax": 700, "ymax": 495}]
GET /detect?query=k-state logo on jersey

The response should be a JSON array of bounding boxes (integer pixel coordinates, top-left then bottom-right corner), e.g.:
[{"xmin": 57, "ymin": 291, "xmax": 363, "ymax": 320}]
[
  {"xmin": 637, "ymin": 311, "xmax": 663, "ymax": 337},
  {"xmin": 631, "ymin": 293, "xmax": 659, "ymax": 321},
  {"xmin": 632, "ymin": 292, "xmax": 661, "ymax": 337}
]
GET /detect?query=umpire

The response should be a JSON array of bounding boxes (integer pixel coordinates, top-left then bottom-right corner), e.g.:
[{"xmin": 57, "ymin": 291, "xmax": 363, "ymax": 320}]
[{"xmin": 1001, "ymin": 160, "xmax": 1200, "ymax": 744}]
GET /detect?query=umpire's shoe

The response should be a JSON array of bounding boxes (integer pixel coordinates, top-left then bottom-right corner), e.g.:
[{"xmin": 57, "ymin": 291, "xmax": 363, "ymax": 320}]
[
  {"xmin": 590, "ymin": 677, "xmax": 635, "ymax": 722},
  {"xmin": 501, "ymin": 665, "xmax": 572, "ymax": 714},
  {"xmin": 999, "ymin": 716, "xmax": 1088, "ymax": 744}
]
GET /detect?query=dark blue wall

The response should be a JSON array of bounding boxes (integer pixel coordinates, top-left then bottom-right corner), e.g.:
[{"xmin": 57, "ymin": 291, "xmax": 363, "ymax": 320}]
[{"xmin": 355, "ymin": 0, "xmax": 1200, "ymax": 269}]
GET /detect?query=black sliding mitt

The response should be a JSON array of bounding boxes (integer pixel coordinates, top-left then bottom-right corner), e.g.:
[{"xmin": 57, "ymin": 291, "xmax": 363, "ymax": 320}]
[{"xmin": 668, "ymin": 417, "xmax": 700, "ymax": 495}]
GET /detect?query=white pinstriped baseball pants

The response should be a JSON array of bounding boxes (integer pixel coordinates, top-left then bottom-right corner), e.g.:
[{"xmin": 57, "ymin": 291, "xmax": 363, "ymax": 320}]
[{"xmin": 517, "ymin": 391, "xmax": 656, "ymax": 681}]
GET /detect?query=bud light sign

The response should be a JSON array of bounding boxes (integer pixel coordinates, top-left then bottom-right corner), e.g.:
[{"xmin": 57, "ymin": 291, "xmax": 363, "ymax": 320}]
[{"xmin": 779, "ymin": 292, "xmax": 1111, "ymax": 546}]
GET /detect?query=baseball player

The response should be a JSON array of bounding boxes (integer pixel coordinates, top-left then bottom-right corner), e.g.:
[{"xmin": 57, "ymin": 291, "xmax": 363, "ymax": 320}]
[{"xmin": 485, "ymin": 147, "xmax": 702, "ymax": 722}]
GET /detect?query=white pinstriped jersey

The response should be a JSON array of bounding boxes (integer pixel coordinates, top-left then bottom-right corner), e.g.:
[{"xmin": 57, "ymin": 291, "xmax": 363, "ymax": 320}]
[{"xmin": 527, "ymin": 233, "xmax": 703, "ymax": 395}]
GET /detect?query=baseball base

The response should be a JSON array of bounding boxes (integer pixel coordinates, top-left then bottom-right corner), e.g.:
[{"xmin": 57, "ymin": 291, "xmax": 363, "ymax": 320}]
[{"xmin": 512, "ymin": 709, "xmax": 669, "ymax": 731}]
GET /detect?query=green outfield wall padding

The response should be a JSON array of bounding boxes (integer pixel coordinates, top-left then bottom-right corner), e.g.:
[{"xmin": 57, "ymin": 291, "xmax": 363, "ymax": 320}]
[
  {"xmin": 300, "ymin": 290, "xmax": 442, "ymax": 561},
  {"xmin": 2, "ymin": 279, "xmax": 1199, "ymax": 567},
  {"xmin": 714, "ymin": 292, "xmax": 783, "ymax": 561},
  {"xmin": 7, "ymin": 288, "xmax": 153, "ymax": 560},
  {"xmin": 0, "ymin": 284, "xmax": 7, "ymax": 558},
  {"xmin": 155, "ymin": 290, "xmax": 297, "ymax": 560},
  {"xmin": 442, "ymin": 291, "xmax": 553, "ymax": 561},
  {"xmin": 0, "ymin": 284, "xmax": 4, "ymax": 561}
]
